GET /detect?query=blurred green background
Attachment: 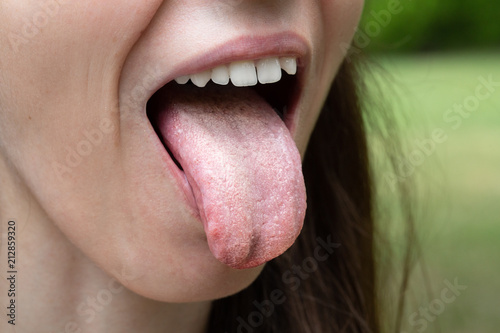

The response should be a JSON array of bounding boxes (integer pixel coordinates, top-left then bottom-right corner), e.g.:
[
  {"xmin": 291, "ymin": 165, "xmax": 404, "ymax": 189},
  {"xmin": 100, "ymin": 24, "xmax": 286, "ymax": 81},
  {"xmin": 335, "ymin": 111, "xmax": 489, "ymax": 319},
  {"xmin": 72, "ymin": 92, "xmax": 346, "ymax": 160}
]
[
  {"xmin": 361, "ymin": 0, "xmax": 500, "ymax": 53},
  {"xmin": 358, "ymin": 1, "xmax": 500, "ymax": 332}
]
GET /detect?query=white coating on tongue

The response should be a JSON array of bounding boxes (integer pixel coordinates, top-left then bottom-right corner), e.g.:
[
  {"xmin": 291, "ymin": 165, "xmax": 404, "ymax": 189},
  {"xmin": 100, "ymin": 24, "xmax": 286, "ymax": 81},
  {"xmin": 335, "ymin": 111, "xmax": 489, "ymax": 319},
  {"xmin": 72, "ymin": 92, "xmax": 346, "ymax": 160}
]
[{"xmin": 156, "ymin": 84, "xmax": 306, "ymax": 269}]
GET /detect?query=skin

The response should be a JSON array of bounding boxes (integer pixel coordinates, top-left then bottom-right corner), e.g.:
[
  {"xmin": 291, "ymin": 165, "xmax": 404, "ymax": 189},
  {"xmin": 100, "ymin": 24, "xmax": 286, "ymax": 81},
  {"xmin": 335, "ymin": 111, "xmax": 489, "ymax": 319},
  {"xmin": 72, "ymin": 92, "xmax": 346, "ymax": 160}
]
[{"xmin": 0, "ymin": 1, "xmax": 363, "ymax": 332}]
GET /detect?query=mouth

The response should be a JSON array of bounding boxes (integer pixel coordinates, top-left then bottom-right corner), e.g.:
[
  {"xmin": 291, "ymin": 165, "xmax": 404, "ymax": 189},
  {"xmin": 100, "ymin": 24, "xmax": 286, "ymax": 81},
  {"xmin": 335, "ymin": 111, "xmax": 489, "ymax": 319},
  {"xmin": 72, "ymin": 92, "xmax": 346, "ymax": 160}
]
[
  {"xmin": 137, "ymin": 35, "xmax": 308, "ymax": 270},
  {"xmin": 147, "ymin": 55, "xmax": 302, "ymax": 170}
]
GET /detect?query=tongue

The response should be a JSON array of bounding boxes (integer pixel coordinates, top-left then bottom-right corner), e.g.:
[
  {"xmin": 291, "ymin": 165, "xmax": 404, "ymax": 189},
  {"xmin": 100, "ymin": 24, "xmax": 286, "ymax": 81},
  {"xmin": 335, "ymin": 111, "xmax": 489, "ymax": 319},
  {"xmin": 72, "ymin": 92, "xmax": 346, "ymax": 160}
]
[{"xmin": 156, "ymin": 83, "xmax": 306, "ymax": 269}]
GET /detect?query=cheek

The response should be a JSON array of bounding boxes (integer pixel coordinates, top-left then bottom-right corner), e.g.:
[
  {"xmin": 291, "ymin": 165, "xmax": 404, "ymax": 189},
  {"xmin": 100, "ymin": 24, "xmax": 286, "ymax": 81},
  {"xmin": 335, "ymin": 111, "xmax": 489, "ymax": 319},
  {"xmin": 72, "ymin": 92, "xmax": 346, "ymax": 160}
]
[
  {"xmin": 0, "ymin": 1, "xmax": 164, "ymax": 198},
  {"xmin": 0, "ymin": 1, "xmax": 158, "ymax": 151},
  {"xmin": 323, "ymin": 0, "xmax": 365, "ymax": 59},
  {"xmin": 0, "ymin": 0, "xmax": 161, "ymax": 249},
  {"xmin": 320, "ymin": 0, "xmax": 365, "ymax": 81},
  {"xmin": 294, "ymin": 0, "xmax": 364, "ymax": 155}
]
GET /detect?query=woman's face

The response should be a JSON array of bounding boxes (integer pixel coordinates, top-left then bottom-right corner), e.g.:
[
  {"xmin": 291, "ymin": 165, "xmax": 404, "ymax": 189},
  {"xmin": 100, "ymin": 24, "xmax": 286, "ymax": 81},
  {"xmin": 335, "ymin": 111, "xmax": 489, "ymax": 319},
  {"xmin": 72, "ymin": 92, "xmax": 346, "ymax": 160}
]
[{"xmin": 0, "ymin": 1, "xmax": 363, "ymax": 302}]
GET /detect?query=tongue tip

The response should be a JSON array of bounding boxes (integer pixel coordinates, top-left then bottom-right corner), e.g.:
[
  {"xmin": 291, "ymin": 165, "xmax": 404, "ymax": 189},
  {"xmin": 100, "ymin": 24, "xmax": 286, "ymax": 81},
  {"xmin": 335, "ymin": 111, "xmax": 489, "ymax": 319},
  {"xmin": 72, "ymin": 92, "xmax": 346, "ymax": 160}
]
[
  {"xmin": 206, "ymin": 202, "xmax": 307, "ymax": 271},
  {"xmin": 209, "ymin": 242, "xmax": 254, "ymax": 269},
  {"xmin": 210, "ymin": 228, "xmax": 304, "ymax": 270},
  {"xmin": 215, "ymin": 245, "xmax": 291, "ymax": 270},
  {"xmin": 215, "ymin": 252, "xmax": 269, "ymax": 270}
]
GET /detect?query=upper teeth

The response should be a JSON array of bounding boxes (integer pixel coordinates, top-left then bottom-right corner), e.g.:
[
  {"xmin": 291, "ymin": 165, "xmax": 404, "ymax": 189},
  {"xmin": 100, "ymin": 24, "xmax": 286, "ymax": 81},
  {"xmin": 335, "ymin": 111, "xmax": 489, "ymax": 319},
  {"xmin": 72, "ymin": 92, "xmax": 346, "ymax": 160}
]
[{"xmin": 174, "ymin": 57, "xmax": 297, "ymax": 87}]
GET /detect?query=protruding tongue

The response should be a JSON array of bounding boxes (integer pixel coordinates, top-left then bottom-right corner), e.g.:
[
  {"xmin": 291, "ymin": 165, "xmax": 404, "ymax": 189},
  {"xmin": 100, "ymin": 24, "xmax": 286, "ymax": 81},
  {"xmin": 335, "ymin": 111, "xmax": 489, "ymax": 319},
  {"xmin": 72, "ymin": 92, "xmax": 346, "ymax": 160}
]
[{"xmin": 155, "ymin": 83, "xmax": 306, "ymax": 269}]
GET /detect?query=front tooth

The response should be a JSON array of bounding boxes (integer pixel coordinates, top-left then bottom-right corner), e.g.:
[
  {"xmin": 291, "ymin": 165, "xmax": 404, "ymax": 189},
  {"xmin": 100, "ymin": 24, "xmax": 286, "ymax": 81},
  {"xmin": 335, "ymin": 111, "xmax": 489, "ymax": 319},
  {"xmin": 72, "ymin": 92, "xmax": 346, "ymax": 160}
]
[
  {"xmin": 229, "ymin": 61, "xmax": 257, "ymax": 87},
  {"xmin": 191, "ymin": 70, "xmax": 211, "ymax": 87},
  {"xmin": 256, "ymin": 58, "xmax": 282, "ymax": 84},
  {"xmin": 211, "ymin": 65, "xmax": 230, "ymax": 85},
  {"xmin": 175, "ymin": 75, "xmax": 190, "ymax": 84},
  {"xmin": 279, "ymin": 57, "xmax": 297, "ymax": 75}
]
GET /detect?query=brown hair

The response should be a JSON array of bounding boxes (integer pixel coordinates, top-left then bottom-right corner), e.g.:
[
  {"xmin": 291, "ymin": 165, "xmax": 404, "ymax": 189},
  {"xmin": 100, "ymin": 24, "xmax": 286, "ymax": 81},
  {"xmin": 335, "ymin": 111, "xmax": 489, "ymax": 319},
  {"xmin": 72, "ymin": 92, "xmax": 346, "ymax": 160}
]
[{"xmin": 208, "ymin": 57, "xmax": 381, "ymax": 332}]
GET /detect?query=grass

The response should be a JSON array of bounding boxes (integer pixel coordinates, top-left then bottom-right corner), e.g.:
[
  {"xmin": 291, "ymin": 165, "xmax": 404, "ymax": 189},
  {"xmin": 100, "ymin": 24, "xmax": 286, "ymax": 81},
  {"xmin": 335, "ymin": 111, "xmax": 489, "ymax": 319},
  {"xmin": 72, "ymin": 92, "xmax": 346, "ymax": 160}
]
[{"xmin": 367, "ymin": 51, "xmax": 500, "ymax": 333}]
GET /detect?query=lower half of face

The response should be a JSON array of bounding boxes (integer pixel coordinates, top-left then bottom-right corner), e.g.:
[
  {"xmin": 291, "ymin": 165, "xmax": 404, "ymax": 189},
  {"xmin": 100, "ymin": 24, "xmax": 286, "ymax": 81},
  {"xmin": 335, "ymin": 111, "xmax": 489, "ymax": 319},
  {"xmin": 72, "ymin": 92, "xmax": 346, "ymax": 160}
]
[{"xmin": 0, "ymin": 0, "xmax": 363, "ymax": 302}]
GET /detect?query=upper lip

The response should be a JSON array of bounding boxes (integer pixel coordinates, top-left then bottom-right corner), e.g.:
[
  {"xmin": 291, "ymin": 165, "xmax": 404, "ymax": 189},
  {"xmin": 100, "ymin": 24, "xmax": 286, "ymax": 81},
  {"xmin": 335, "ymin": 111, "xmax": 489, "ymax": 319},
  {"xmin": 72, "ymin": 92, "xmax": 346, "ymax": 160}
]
[{"xmin": 165, "ymin": 31, "xmax": 310, "ymax": 80}]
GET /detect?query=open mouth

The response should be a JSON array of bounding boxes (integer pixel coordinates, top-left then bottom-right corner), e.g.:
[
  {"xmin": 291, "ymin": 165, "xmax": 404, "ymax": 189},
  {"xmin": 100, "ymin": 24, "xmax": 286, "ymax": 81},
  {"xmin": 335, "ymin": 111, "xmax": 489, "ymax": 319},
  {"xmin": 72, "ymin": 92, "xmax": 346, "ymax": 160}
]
[
  {"xmin": 143, "ymin": 55, "xmax": 306, "ymax": 270},
  {"xmin": 146, "ymin": 56, "xmax": 301, "ymax": 169}
]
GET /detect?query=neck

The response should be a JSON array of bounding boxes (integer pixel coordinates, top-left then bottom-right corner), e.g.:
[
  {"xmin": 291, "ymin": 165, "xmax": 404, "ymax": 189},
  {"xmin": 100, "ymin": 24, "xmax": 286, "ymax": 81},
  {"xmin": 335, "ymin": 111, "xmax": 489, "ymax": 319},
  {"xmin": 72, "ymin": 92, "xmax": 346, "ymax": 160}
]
[{"xmin": 0, "ymin": 158, "xmax": 211, "ymax": 333}]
